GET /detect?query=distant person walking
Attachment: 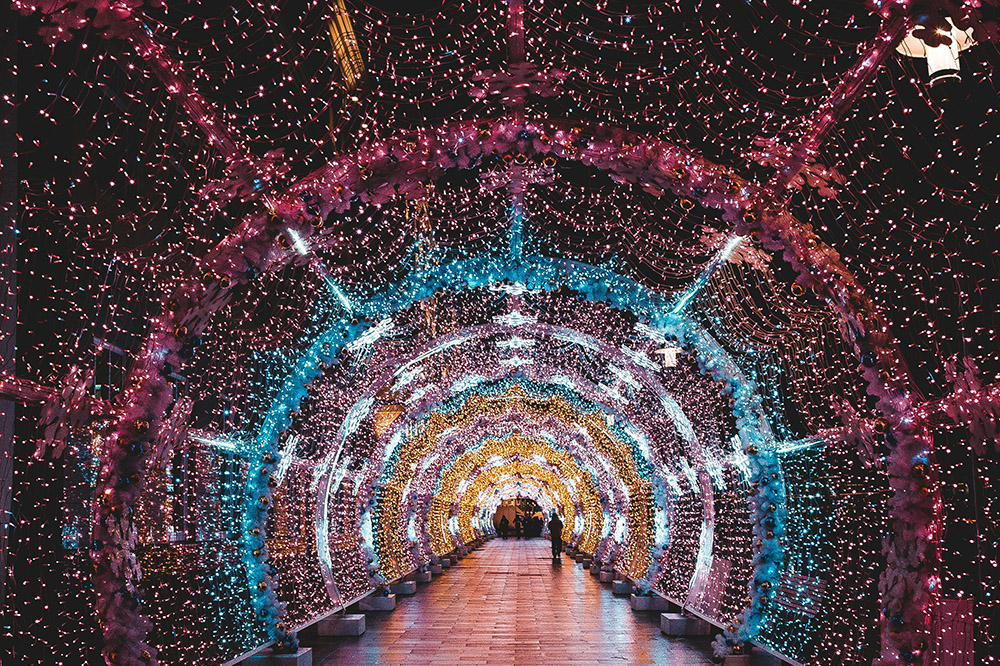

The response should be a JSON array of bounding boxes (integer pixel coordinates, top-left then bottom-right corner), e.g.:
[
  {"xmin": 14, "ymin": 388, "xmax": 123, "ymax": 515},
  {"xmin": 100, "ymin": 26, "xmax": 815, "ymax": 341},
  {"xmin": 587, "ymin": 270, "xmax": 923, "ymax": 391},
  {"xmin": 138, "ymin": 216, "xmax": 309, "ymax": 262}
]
[
  {"xmin": 548, "ymin": 511, "xmax": 563, "ymax": 560},
  {"xmin": 513, "ymin": 514, "xmax": 524, "ymax": 539},
  {"xmin": 498, "ymin": 515, "xmax": 509, "ymax": 538}
]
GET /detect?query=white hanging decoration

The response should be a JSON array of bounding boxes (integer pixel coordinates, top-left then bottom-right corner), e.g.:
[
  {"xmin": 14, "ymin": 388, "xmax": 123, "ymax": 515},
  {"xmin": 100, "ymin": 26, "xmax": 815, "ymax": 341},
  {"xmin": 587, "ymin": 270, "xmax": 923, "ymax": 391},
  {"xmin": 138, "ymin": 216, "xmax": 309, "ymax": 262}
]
[
  {"xmin": 152, "ymin": 395, "xmax": 194, "ymax": 464},
  {"xmin": 34, "ymin": 365, "xmax": 95, "ymax": 459}
]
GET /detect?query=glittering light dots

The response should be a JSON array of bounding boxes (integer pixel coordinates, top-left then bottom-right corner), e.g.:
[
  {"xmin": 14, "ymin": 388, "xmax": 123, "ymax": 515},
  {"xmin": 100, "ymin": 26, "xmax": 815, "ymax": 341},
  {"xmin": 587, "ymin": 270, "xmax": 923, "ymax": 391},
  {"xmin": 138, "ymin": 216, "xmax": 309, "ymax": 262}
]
[{"xmin": 5, "ymin": 2, "xmax": 999, "ymax": 666}]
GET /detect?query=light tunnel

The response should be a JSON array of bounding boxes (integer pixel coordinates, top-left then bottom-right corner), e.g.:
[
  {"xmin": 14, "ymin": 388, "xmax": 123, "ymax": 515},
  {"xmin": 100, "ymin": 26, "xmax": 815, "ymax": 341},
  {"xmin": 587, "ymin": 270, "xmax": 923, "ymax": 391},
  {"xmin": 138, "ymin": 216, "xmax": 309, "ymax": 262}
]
[
  {"xmin": 234, "ymin": 257, "xmax": 782, "ymax": 659},
  {"xmin": 11, "ymin": 4, "xmax": 999, "ymax": 665},
  {"xmin": 74, "ymin": 130, "xmax": 874, "ymax": 666},
  {"xmin": 91, "ymin": 131, "xmax": 866, "ymax": 666}
]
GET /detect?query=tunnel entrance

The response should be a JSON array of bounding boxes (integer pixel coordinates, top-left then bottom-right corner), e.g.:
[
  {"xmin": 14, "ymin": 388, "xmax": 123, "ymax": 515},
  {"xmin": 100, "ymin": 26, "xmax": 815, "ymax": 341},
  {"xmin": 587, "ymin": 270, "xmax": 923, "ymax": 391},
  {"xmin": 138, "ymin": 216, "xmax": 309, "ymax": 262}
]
[{"xmin": 494, "ymin": 498, "xmax": 544, "ymax": 538}]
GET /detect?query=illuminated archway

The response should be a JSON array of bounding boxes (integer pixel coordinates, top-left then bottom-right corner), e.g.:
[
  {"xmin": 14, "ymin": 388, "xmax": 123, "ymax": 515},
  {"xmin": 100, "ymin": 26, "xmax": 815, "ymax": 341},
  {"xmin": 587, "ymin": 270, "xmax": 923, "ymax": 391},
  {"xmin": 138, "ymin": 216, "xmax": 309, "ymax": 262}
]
[
  {"xmin": 244, "ymin": 256, "xmax": 783, "ymax": 658},
  {"xmin": 95, "ymin": 120, "xmax": 929, "ymax": 666}
]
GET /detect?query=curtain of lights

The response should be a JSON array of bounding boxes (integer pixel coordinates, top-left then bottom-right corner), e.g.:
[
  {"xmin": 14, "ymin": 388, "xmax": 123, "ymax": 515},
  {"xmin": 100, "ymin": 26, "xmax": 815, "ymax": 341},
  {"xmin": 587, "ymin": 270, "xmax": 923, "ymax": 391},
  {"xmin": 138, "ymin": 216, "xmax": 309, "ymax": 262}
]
[{"xmin": 3, "ymin": 2, "xmax": 998, "ymax": 666}]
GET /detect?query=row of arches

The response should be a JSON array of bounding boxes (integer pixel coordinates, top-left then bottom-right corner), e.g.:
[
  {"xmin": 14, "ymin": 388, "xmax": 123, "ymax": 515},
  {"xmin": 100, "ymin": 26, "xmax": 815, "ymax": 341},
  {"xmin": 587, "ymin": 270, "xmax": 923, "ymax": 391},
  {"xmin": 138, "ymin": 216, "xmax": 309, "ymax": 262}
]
[
  {"xmin": 250, "ymin": 271, "xmax": 780, "ymax": 654},
  {"xmin": 86, "ymin": 117, "xmax": 928, "ymax": 666}
]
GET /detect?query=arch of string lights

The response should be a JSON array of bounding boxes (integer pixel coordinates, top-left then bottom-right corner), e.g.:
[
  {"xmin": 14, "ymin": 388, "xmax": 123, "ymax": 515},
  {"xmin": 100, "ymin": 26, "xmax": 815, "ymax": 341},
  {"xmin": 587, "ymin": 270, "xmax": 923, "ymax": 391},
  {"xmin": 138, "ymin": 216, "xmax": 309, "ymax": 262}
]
[
  {"xmin": 4, "ymin": 2, "xmax": 999, "ymax": 666},
  {"xmin": 245, "ymin": 254, "xmax": 783, "ymax": 657}
]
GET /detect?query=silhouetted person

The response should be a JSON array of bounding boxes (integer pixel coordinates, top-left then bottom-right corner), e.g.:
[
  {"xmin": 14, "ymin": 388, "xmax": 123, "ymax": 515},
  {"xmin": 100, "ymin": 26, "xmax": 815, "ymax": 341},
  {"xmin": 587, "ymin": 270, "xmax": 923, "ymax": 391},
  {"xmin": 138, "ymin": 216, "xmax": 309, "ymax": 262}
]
[
  {"xmin": 548, "ymin": 511, "xmax": 563, "ymax": 560},
  {"xmin": 513, "ymin": 514, "xmax": 524, "ymax": 539},
  {"xmin": 498, "ymin": 515, "xmax": 509, "ymax": 538}
]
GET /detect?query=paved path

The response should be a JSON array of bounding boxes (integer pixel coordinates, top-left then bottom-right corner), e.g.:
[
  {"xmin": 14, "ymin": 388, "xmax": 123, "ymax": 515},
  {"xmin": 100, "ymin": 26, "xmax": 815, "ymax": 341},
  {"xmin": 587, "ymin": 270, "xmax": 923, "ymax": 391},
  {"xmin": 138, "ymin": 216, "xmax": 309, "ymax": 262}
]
[{"xmin": 305, "ymin": 538, "xmax": 716, "ymax": 665}]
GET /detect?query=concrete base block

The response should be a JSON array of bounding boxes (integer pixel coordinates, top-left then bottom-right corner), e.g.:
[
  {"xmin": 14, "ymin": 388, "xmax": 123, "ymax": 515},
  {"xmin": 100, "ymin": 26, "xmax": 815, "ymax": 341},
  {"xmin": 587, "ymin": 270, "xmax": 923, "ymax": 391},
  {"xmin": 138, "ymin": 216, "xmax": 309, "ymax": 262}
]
[
  {"xmin": 630, "ymin": 593, "xmax": 670, "ymax": 611},
  {"xmin": 747, "ymin": 648, "xmax": 784, "ymax": 665},
  {"xmin": 317, "ymin": 614, "xmax": 365, "ymax": 637},
  {"xmin": 612, "ymin": 580, "xmax": 632, "ymax": 595},
  {"xmin": 721, "ymin": 656, "xmax": 750, "ymax": 666},
  {"xmin": 430, "ymin": 564, "xmax": 443, "ymax": 574},
  {"xmin": 243, "ymin": 648, "xmax": 312, "ymax": 666},
  {"xmin": 599, "ymin": 571, "xmax": 615, "ymax": 583},
  {"xmin": 390, "ymin": 581, "xmax": 417, "ymax": 595},
  {"xmin": 414, "ymin": 571, "xmax": 433, "ymax": 583},
  {"xmin": 359, "ymin": 593, "xmax": 396, "ymax": 611},
  {"xmin": 717, "ymin": 649, "xmax": 783, "ymax": 666},
  {"xmin": 440, "ymin": 558, "xmax": 452, "ymax": 568},
  {"xmin": 661, "ymin": 612, "xmax": 712, "ymax": 636},
  {"xmin": 590, "ymin": 564, "xmax": 601, "ymax": 576},
  {"xmin": 581, "ymin": 558, "xmax": 592, "ymax": 568}
]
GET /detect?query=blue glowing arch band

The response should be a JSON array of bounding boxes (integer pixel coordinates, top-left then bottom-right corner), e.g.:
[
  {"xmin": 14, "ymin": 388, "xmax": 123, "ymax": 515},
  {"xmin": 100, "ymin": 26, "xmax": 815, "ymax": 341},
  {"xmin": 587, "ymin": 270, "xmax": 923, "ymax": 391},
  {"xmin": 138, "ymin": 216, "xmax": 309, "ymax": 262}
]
[{"xmin": 246, "ymin": 254, "xmax": 787, "ymax": 649}]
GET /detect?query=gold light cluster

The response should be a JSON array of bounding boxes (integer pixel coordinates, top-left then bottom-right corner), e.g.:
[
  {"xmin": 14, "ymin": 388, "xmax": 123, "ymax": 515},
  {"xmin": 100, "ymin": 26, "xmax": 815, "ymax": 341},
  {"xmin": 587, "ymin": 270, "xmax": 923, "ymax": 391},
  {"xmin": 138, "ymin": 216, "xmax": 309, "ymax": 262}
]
[
  {"xmin": 371, "ymin": 384, "xmax": 655, "ymax": 579},
  {"xmin": 431, "ymin": 434, "xmax": 604, "ymax": 552}
]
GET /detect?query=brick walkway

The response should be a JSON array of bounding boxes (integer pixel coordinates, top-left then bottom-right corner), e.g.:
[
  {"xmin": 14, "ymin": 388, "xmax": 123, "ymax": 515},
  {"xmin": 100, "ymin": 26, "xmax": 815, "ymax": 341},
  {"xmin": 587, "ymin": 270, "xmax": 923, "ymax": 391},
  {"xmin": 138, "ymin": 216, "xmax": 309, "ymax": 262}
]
[{"xmin": 306, "ymin": 538, "xmax": 716, "ymax": 665}]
